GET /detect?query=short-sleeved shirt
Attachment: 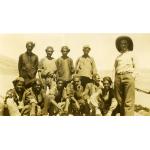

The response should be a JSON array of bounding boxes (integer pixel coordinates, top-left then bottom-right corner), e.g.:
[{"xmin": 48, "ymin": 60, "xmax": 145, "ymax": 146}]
[{"xmin": 114, "ymin": 51, "xmax": 136, "ymax": 74}]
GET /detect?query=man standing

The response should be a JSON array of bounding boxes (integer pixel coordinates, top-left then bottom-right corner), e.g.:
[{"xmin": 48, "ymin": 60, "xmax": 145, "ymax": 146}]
[
  {"xmin": 38, "ymin": 46, "xmax": 57, "ymax": 91},
  {"xmin": 56, "ymin": 46, "xmax": 75, "ymax": 86},
  {"xmin": 114, "ymin": 36, "xmax": 137, "ymax": 116},
  {"xmin": 75, "ymin": 45, "xmax": 97, "ymax": 89},
  {"xmin": 18, "ymin": 41, "xmax": 38, "ymax": 87}
]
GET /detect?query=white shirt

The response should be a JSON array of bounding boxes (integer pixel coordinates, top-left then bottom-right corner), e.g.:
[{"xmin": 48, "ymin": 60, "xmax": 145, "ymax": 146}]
[{"xmin": 114, "ymin": 51, "xmax": 137, "ymax": 74}]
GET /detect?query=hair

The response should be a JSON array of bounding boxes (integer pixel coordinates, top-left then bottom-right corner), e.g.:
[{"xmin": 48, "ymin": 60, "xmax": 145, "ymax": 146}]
[
  {"xmin": 32, "ymin": 78, "xmax": 42, "ymax": 86},
  {"xmin": 115, "ymin": 36, "xmax": 133, "ymax": 52},
  {"xmin": 26, "ymin": 41, "xmax": 35, "ymax": 47},
  {"xmin": 12, "ymin": 77, "xmax": 25, "ymax": 87},
  {"xmin": 61, "ymin": 46, "xmax": 70, "ymax": 52},
  {"xmin": 92, "ymin": 73, "xmax": 100, "ymax": 80},
  {"xmin": 45, "ymin": 46, "xmax": 54, "ymax": 52},
  {"xmin": 102, "ymin": 76, "xmax": 112, "ymax": 85},
  {"xmin": 72, "ymin": 75, "xmax": 81, "ymax": 81},
  {"xmin": 83, "ymin": 45, "xmax": 91, "ymax": 51}
]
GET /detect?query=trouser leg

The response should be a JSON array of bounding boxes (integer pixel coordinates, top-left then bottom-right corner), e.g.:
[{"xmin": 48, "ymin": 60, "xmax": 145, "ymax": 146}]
[
  {"xmin": 114, "ymin": 75, "xmax": 124, "ymax": 116},
  {"xmin": 123, "ymin": 74, "xmax": 135, "ymax": 116}
]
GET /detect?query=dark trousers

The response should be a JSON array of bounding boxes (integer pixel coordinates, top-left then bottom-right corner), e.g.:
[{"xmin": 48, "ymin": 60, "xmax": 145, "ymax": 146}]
[
  {"xmin": 114, "ymin": 73, "xmax": 135, "ymax": 116},
  {"xmin": 80, "ymin": 76, "xmax": 92, "ymax": 90}
]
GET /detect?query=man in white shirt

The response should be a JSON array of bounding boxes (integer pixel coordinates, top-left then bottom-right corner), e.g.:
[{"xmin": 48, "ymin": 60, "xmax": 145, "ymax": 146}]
[
  {"xmin": 75, "ymin": 45, "xmax": 97, "ymax": 89},
  {"xmin": 114, "ymin": 36, "xmax": 136, "ymax": 116}
]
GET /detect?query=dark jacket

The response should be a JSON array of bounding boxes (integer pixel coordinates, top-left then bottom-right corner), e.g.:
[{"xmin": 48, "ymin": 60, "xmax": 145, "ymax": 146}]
[{"xmin": 18, "ymin": 52, "xmax": 38, "ymax": 84}]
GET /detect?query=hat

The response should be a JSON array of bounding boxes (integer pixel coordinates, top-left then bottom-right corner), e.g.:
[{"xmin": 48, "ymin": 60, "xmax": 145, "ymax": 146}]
[
  {"xmin": 12, "ymin": 77, "xmax": 25, "ymax": 86},
  {"xmin": 115, "ymin": 36, "xmax": 133, "ymax": 52}
]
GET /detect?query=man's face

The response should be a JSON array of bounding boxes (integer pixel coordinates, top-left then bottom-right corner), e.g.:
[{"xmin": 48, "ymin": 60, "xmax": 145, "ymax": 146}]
[
  {"xmin": 26, "ymin": 43, "xmax": 34, "ymax": 52},
  {"xmin": 46, "ymin": 48, "xmax": 53, "ymax": 57},
  {"xmin": 94, "ymin": 75, "xmax": 101, "ymax": 84},
  {"xmin": 103, "ymin": 80, "xmax": 110, "ymax": 90},
  {"xmin": 15, "ymin": 81, "xmax": 25, "ymax": 93},
  {"xmin": 73, "ymin": 77, "xmax": 81, "ymax": 87},
  {"xmin": 45, "ymin": 75, "xmax": 53, "ymax": 86},
  {"xmin": 83, "ymin": 48, "xmax": 90, "ymax": 55},
  {"xmin": 57, "ymin": 80, "xmax": 64, "ymax": 89},
  {"xmin": 33, "ymin": 81, "xmax": 42, "ymax": 92},
  {"xmin": 120, "ymin": 39, "xmax": 129, "ymax": 53},
  {"xmin": 61, "ymin": 48, "xmax": 69, "ymax": 57}
]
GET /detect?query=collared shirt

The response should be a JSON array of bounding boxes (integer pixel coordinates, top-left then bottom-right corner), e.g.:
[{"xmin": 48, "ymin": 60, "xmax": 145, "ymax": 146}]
[
  {"xmin": 18, "ymin": 52, "xmax": 38, "ymax": 82},
  {"xmin": 75, "ymin": 55, "xmax": 97, "ymax": 79},
  {"xmin": 56, "ymin": 56, "xmax": 75, "ymax": 81},
  {"xmin": 114, "ymin": 51, "xmax": 136, "ymax": 74},
  {"xmin": 38, "ymin": 57, "xmax": 57, "ymax": 77}
]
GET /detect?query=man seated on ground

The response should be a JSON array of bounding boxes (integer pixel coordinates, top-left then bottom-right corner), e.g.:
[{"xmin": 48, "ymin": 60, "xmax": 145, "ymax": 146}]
[
  {"xmin": 63, "ymin": 75, "xmax": 90, "ymax": 116},
  {"xmin": 89, "ymin": 76, "xmax": 118, "ymax": 116},
  {"xmin": 0, "ymin": 77, "xmax": 25, "ymax": 116},
  {"xmin": 21, "ymin": 78, "xmax": 61, "ymax": 116},
  {"xmin": 83, "ymin": 74, "xmax": 103, "ymax": 115},
  {"xmin": 45, "ymin": 79, "xmax": 67, "ymax": 116}
]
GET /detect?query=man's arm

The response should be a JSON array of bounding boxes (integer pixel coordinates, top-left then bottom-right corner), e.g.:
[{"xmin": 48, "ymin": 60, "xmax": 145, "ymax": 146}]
[
  {"xmin": 75, "ymin": 57, "xmax": 80, "ymax": 74},
  {"xmin": 18, "ymin": 55, "xmax": 22, "ymax": 76},
  {"xmin": 91, "ymin": 57, "xmax": 97, "ymax": 75},
  {"xmin": 70, "ymin": 58, "xmax": 75, "ymax": 74}
]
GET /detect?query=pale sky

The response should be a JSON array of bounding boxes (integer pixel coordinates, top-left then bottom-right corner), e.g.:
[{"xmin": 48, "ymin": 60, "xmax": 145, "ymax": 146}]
[{"xmin": 0, "ymin": 33, "xmax": 150, "ymax": 71}]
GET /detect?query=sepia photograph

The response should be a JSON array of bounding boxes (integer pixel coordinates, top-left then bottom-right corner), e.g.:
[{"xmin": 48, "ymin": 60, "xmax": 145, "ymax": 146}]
[
  {"xmin": 1, "ymin": 1, "xmax": 150, "ymax": 150},
  {"xmin": 0, "ymin": 34, "xmax": 150, "ymax": 116}
]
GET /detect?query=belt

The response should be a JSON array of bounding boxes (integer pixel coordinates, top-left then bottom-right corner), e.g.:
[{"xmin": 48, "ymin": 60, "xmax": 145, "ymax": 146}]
[{"xmin": 116, "ymin": 71, "xmax": 132, "ymax": 75}]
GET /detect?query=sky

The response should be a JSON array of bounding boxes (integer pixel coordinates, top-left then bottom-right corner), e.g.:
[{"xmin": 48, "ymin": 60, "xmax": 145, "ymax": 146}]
[{"xmin": 0, "ymin": 33, "xmax": 150, "ymax": 71}]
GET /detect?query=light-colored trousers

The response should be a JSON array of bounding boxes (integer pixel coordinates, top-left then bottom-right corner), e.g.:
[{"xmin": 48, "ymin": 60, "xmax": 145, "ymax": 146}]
[
  {"xmin": 0, "ymin": 98, "xmax": 21, "ymax": 116},
  {"xmin": 114, "ymin": 73, "xmax": 135, "ymax": 116}
]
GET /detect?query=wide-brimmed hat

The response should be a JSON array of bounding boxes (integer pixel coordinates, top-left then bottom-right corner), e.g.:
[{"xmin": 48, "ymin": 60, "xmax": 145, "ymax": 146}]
[{"xmin": 115, "ymin": 36, "xmax": 133, "ymax": 52}]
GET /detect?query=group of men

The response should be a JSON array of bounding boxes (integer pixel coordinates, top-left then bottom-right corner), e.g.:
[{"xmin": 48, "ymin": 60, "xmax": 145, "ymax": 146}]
[{"xmin": 0, "ymin": 41, "xmax": 119, "ymax": 116}]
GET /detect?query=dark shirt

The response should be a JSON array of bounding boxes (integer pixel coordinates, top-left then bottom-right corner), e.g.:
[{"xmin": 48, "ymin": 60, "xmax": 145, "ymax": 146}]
[
  {"xmin": 18, "ymin": 52, "xmax": 38, "ymax": 84},
  {"xmin": 100, "ymin": 88, "xmax": 115, "ymax": 115},
  {"xmin": 56, "ymin": 56, "xmax": 75, "ymax": 81}
]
